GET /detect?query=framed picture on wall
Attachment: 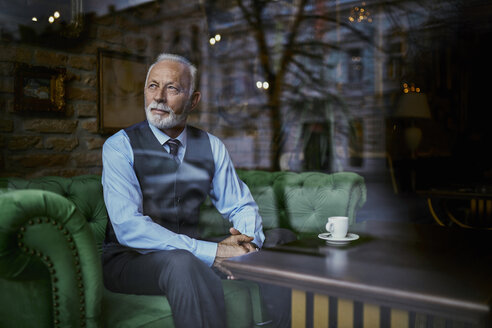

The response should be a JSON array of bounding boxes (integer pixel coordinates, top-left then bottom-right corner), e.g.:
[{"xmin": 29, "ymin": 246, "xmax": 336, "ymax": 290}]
[
  {"xmin": 98, "ymin": 50, "xmax": 148, "ymax": 133},
  {"xmin": 14, "ymin": 64, "xmax": 66, "ymax": 112}
]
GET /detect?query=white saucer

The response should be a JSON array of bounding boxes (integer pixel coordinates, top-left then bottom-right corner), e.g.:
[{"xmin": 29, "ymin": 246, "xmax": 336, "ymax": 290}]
[{"xmin": 318, "ymin": 232, "xmax": 359, "ymax": 245}]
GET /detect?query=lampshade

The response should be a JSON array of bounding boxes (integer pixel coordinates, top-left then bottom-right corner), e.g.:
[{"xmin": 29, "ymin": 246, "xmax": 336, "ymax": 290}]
[{"xmin": 395, "ymin": 93, "xmax": 431, "ymax": 119}]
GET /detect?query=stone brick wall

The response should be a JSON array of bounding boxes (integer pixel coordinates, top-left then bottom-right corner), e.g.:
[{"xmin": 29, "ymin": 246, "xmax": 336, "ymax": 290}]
[{"xmin": 0, "ymin": 52, "xmax": 105, "ymax": 178}]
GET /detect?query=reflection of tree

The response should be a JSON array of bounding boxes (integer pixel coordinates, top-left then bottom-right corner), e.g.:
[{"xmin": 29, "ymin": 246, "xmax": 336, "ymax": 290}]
[
  {"xmin": 208, "ymin": 0, "xmax": 463, "ymax": 171},
  {"xmin": 231, "ymin": 0, "xmax": 376, "ymax": 170}
]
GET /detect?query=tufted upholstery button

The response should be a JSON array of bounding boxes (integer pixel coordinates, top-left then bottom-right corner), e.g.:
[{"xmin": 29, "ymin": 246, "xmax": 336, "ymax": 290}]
[{"xmin": 28, "ymin": 220, "xmax": 33, "ymax": 225}]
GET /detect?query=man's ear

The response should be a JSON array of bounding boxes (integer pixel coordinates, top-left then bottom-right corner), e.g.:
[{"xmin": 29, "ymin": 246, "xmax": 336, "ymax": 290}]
[{"xmin": 189, "ymin": 91, "xmax": 201, "ymax": 111}]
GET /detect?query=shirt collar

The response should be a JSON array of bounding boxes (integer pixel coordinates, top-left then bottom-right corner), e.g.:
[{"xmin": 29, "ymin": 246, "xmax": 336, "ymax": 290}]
[{"xmin": 147, "ymin": 121, "xmax": 187, "ymax": 148}]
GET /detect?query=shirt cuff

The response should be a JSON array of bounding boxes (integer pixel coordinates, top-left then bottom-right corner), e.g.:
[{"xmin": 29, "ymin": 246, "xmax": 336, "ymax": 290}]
[
  {"xmin": 252, "ymin": 237, "xmax": 263, "ymax": 249},
  {"xmin": 195, "ymin": 240, "xmax": 218, "ymax": 267}
]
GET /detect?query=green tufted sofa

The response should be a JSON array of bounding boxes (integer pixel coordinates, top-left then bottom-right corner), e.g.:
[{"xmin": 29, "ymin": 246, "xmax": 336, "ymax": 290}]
[{"xmin": 0, "ymin": 170, "xmax": 366, "ymax": 327}]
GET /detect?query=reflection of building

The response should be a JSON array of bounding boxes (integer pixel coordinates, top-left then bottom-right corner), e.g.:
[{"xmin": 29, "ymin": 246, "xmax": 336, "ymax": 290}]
[{"xmin": 1, "ymin": 0, "xmax": 490, "ymax": 183}]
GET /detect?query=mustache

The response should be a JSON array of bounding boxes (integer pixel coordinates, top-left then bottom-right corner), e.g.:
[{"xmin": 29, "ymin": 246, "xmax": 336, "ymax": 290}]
[{"xmin": 147, "ymin": 101, "xmax": 173, "ymax": 113}]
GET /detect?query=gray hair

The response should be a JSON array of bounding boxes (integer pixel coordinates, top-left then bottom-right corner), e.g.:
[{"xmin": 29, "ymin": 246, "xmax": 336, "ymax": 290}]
[{"xmin": 145, "ymin": 53, "xmax": 197, "ymax": 97}]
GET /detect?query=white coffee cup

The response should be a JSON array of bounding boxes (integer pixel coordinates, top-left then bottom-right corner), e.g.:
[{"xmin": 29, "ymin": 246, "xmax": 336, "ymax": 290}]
[{"xmin": 325, "ymin": 216, "xmax": 349, "ymax": 238}]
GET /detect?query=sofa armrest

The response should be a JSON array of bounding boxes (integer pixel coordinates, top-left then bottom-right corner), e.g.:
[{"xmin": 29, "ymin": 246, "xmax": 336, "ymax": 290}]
[{"xmin": 0, "ymin": 189, "xmax": 102, "ymax": 328}]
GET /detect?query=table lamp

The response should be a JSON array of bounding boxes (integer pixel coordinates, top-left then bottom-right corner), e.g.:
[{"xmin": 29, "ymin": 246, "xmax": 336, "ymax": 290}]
[{"xmin": 395, "ymin": 92, "xmax": 431, "ymax": 158}]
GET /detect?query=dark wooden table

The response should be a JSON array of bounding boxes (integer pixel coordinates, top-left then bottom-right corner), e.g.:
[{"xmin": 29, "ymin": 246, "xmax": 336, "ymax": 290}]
[{"xmin": 223, "ymin": 220, "xmax": 492, "ymax": 328}]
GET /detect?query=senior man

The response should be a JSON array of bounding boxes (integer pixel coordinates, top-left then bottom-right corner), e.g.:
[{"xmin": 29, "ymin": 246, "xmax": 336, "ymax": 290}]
[{"xmin": 101, "ymin": 53, "xmax": 293, "ymax": 327}]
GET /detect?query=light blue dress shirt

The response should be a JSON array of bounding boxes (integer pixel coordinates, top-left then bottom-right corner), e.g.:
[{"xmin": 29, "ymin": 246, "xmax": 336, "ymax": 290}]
[{"xmin": 102, "ymin": 122, "xmax": 265, "ymax": 267}]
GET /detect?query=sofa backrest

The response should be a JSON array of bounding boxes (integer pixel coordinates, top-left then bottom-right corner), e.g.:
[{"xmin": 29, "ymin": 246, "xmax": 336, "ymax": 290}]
[
  {"xmin": 199, "ymin": 170, "xmax": 367, "ymax": 238},
  {"xmin": 1, "ymin": 170, "xmax": 366, "ymax": 243}
]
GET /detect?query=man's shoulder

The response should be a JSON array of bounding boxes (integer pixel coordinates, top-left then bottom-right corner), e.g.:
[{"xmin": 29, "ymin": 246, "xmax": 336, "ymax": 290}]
[{"xmin": 104, "ymin": 129, "xmax": 130, "ymax": 149}]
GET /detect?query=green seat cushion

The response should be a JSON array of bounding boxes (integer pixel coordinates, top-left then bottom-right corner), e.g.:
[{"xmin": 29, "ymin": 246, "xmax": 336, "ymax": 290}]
[{"xmin": 102, "ymin": 289, "xmax": 174, "ymax": 328}]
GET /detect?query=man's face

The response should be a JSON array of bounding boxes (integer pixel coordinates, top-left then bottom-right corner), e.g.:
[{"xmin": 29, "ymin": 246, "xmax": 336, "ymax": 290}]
[{"xmin": 144, "ymin": 60, "xmax": 196, "ymax": 130}]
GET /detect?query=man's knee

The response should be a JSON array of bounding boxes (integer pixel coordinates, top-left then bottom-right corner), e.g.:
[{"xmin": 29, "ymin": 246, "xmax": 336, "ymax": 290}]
[
  {"xmin": 166, "ymin": 249, "xmax": 203, "ymax": 272},
  {"xmin": 156, "ymin": 249, "xmax": 212, "ymax": 284}
]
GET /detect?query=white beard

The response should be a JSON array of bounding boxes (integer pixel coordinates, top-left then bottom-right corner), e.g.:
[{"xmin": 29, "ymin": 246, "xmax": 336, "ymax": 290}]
[{"xmin": 145, "ymin": 101, "xmax": 188, "ymax": 130}]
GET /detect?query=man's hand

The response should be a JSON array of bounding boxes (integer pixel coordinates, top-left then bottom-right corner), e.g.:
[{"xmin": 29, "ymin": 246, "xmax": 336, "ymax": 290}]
[
  {"xmin": 213, "ymin": 228, "xmax": 258, "ymax": 279},
  {"xmin": 229, "ymin": 227, "xmax": 259, "ymax": 253}
]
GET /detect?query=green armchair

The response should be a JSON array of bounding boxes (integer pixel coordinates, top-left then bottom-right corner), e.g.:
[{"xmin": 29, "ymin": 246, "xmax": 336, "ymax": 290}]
[{"xmin": 0, "ymin": 170, "xmax": 366, "ymax": 327}]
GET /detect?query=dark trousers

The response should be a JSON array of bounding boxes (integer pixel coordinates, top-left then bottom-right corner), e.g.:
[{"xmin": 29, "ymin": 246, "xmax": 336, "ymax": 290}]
[
  {"xmin": 103, "ymin": 248, "xmax": 226, "ymax": 328},
  {"xmin": 102, "ymin": 228, "xmax": 296, "ymax": 328}
]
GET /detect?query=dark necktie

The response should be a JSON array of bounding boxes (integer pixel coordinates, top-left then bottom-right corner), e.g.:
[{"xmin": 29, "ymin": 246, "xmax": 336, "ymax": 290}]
[{"xmin": 166, "ymin": 139, "xmax": 181, "ymax": 162}]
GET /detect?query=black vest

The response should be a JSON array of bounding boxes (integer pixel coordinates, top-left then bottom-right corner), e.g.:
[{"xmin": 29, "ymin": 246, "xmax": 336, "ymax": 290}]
[{"xmin": 105, "ymin": 121, "xmax": 215, "ymax": 245}]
